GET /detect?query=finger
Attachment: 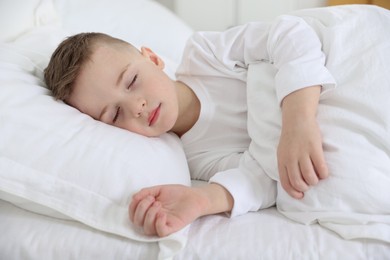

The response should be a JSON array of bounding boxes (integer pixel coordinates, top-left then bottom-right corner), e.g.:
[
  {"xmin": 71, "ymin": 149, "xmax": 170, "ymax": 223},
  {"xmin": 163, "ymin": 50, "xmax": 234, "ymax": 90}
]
[
  {"xmin": 311, "ymin": 152, "xmax": 329, "ymax": 180},
  {"xmin": 129, "ymin": 186, "xmax": 162, "ymax": 222},
  {"xmin": 299, "ymin": 158, "xmax": 319, "ymax": 186},
  {"xmin": 143, "ymin": 202, "xmax": 161, "ymax": 236},
  {"xmin": 279, "ymin": 164, "xmax": 304, "ymax": 199},
  {"xmin": 133, "ymin": 186, "xmax": 160, "ymax": 201},
  {"xmin": 129, "ymin": 191, "xmax": 151, "ymax": 221},
  {"xmin": 155, "ymin": 211, "xmax": 171, "ymax": 237},
  {"xmin": 129, "ymin": 198, "xmax": 142, "ymax": 222},
  {"xmin": 133, "ymin": 195, "xmax": 155, "ymax": 227},
  {"xmin": 286, "ymin": 162, "xmax": 310, "ymax": 193}
]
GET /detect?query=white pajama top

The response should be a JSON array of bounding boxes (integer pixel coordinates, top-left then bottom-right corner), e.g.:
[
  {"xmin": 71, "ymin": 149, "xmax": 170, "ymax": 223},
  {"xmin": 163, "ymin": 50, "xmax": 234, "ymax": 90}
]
[{"xmin": 175, "ymin": 15, "xmax": 336, "ymax": 217}]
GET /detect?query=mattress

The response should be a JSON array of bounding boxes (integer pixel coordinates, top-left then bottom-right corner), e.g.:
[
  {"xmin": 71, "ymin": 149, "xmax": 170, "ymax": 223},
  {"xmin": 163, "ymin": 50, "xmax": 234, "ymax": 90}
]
[{"xmin": 1, "ymin": 198, "xmax": 389, "ymax": 259}]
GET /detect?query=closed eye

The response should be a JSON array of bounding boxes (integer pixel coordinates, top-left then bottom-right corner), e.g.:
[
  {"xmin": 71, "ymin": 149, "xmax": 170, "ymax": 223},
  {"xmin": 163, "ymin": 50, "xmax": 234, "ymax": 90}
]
[
  {"xmin": 127, "ymin": 75, "xmax": 138, "ymax": 89},
  {"xmin": 113, "ymin": 107, "xmax": 120, "ymax": 123}
]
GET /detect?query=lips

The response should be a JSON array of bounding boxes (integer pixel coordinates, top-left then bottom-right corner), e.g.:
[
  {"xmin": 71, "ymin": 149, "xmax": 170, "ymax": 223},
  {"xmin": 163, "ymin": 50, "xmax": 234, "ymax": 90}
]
[{"xmin": 148, "ymin": 103, "xmax": 161, "ymax": 126}]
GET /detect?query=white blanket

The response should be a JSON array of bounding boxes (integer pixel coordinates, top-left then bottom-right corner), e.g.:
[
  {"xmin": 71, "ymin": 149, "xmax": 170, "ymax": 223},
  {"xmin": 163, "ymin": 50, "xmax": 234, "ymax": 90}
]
[{"xmin": 247, "ymin": 5, "xmax": 390, "ymax": 242}]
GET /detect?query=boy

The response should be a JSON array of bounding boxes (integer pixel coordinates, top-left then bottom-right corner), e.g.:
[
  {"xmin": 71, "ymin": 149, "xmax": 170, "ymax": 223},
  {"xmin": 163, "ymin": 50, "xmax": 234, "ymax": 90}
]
[{"xmin": 44, "ymin": 6, "xmax": 389, "ymax": 238}]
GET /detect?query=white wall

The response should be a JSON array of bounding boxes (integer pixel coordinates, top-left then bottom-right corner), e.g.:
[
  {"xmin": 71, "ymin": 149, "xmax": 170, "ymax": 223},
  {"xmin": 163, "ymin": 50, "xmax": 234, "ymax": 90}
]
[
  {"xmin": 175, "ymin": 0, "xmax": 236, "ymax": 30},
  {"xmin": 239, "ymin": 0, "xmax": 327, "ymax": 23},
  {"xmin": 156, "ymin": 0, "xmax": 327, "ymax": 31}
]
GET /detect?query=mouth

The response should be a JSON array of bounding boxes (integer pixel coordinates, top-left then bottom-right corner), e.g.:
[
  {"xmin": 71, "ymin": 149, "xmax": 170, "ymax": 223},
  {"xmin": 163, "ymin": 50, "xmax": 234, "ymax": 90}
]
[{"xmin": 148, "ymin": 103, "xmax": 161, "ymax": 126}]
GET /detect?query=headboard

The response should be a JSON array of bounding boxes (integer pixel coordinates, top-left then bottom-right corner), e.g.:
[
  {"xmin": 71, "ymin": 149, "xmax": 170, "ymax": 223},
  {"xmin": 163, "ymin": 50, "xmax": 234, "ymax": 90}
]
[{"xmin": 328, "ymin": 0, "xmax": 390, "ymax": 9}]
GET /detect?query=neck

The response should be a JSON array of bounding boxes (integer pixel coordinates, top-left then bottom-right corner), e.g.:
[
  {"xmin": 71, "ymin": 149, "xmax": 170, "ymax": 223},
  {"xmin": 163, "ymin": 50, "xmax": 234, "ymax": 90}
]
[{"xmin": 171, "ymin": 81, "xmax": 200, "ymax": 137}]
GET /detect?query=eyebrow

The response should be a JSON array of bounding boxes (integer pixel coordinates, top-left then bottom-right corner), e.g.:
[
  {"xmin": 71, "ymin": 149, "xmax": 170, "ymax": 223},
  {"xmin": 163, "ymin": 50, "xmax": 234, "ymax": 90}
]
[{"xmin": 116, "ymin": 63, "xmax": 131, "ymax": 86}]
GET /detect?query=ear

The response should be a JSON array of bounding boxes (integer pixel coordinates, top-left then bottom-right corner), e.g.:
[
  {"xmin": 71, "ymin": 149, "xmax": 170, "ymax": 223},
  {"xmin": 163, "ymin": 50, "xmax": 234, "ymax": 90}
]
[{"xmin": 140, "ymin": 47, "xmax": 165, "ymax": 70}]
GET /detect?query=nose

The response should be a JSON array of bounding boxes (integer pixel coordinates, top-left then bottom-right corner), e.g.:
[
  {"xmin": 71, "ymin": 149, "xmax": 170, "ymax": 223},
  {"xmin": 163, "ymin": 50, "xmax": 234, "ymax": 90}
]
[{"xmin": 132, "ymin": 98, "xmax": 146, "ymax": 117}]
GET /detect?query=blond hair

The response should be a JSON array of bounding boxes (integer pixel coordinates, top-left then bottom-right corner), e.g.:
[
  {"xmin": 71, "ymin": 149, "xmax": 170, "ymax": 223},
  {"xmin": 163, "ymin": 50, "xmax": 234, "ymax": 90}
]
[{"xmin": 44, "ymin": 32, "xmax": 136, "ymax": 101}]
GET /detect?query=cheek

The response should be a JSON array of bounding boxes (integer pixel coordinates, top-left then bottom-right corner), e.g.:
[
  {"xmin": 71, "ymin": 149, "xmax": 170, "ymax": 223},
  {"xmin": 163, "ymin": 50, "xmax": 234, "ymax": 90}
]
[{"xmin": 161, "ymin": 102, "xmax": 179, "ymax": 131}]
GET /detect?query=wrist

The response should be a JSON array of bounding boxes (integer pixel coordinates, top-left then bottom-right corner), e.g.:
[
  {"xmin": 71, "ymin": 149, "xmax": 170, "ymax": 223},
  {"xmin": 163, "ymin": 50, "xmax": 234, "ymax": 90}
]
[
  {"xmin": 281, "ymin": 85, "xmax": 321, "ymax": 123},
  {"xmin": 195, "ymin": 183, "xmax": 234, "ymax": 217}
]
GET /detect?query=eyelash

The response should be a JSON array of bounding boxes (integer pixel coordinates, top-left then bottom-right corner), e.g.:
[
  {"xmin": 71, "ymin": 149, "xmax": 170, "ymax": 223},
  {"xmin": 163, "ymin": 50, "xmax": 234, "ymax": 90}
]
[
  {"xmin": 127, "ymin": 75, "xmax": 138, "ymax": 89},
  {"xmin": 113, "ymin": 74, "xmax": 137, "ymax": 123},
  {"xmin": 113, "ymin": 107, "xmax": 120, "ymax": 123}
]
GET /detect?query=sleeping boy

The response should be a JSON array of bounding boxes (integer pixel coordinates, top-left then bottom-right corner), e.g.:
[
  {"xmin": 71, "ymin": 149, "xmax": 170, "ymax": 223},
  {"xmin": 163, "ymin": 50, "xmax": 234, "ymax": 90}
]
[{"xmin": 44, "ymin": 5, "xmax": 390, "ymax": 238}]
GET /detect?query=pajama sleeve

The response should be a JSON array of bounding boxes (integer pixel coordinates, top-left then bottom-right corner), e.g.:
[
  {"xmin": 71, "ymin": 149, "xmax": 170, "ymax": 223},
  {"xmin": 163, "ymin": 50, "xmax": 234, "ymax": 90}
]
[
  {"xmin": 210, "ymin": 152, "xmax": 277, "ymax": 217},
  {"xmin": 190, "ymin": 15, "xmax": 336, "ymax": 104},
  {"xmin": 267, "ymin": 15, "xmax": 336, "ymax": 104}
]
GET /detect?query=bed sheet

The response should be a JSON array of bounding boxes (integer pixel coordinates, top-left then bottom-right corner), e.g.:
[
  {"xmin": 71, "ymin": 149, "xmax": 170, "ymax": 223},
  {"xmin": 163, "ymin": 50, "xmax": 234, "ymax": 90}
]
[{"xmin": 1, "ymin": 197, "xmax": 389, "ymax": 260}]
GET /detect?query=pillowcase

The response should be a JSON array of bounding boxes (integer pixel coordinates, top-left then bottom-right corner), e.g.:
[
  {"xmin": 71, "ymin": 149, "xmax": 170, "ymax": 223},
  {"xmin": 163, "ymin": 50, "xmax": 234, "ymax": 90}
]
[
  {"xmin": 0, "ymin": 0, "xmax": 194, "ymax": 258},
  {"xmin": 0, "ymin": 0, "xmax": 58, "ymax": 42},
  {"xmin": 0, "ymin": 41, "xmax": 190, "ymax": 258},
  {"xmin": 52, "ymin": 0, "xmax": 193, "ymax": 64},
  {"xmin": 0, "ymin": 199, "xmax": 159, "ymax": 260}
]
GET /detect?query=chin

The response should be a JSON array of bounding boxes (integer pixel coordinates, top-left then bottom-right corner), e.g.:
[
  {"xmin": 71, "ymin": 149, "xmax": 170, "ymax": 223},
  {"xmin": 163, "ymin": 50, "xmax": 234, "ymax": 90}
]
[{"xmin": 143, "ymin": 129, "xmax": 165, "ymax": 138}]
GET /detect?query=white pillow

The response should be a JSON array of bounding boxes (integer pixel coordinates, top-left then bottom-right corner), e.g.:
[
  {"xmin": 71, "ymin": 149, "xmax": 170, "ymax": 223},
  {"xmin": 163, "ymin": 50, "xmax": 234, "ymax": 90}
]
[
  {"xmin": 0, "ymin": 0, "xmax": 194, "ymax": 258},
  {"xmin": 0, "ymin": 0, "xmax": 58, "ymax": 42},
  {"xmin": 0, "ymin": 42, "xmax": 191, "ymax": 258},
  {"xmin": 52, "ymin": 0, "xmax": 193, "ymax": 64}
]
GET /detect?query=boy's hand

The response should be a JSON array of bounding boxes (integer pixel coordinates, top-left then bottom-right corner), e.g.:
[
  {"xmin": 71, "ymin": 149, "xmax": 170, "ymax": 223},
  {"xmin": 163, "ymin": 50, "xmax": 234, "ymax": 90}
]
[
  {"xmin": 277, "ymin": 117, "xmax": 328, "ymax": 198},
  {"xmin": 278, "ymin": 86, "xmax": 328, "ymax": 199},
  {"xmin": 129, "ymin": 183, "xmax": 233, "ymax": 237},
  {"xmin": 129, "ymin": 184, "xmax": 204, "ymax": 237}
]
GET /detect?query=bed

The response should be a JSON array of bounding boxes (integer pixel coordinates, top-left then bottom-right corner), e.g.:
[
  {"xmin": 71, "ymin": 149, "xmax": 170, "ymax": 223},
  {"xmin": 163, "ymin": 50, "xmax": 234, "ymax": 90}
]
[{"xmin": 1, "ymin": 0, "xmax": 389, "ymax": 259}]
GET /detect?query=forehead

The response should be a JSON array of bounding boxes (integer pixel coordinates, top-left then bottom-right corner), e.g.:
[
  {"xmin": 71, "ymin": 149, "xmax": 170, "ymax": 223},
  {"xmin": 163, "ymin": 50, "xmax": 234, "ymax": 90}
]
[
  {"xmin": 78, "ymin": 45, "xmax": 125, "ymax": 92},
  {"xmin": 89, "ymin": 44, "xmax": 129, "ymax": 68}
]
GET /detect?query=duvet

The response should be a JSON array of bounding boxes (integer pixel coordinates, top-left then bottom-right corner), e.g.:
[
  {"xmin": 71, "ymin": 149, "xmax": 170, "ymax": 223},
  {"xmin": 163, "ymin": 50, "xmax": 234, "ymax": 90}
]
[{"xmin": 247, "ymin": 5, "xmax": 390, "ymax": 243}]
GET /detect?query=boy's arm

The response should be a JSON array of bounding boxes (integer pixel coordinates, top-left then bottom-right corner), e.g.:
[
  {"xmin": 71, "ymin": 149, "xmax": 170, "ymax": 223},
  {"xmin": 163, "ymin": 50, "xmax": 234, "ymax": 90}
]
[
  {"xmin": 278, "ymin": 85, "xmax": 328, "ymax": 198},
  {"xmin": 129, "ymin": 183, "xmax": 233, "ymax": 237},
  {"xmin": 265, "ymin": 16, "xmax": 334, "ymax": 198}
]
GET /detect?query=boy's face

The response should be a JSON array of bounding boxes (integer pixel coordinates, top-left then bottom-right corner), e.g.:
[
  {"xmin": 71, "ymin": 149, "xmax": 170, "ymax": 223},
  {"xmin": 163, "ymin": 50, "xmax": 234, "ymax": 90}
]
[{"xmin": 67, "ymin": 44, "xmax": 179, "ymax": 137}]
